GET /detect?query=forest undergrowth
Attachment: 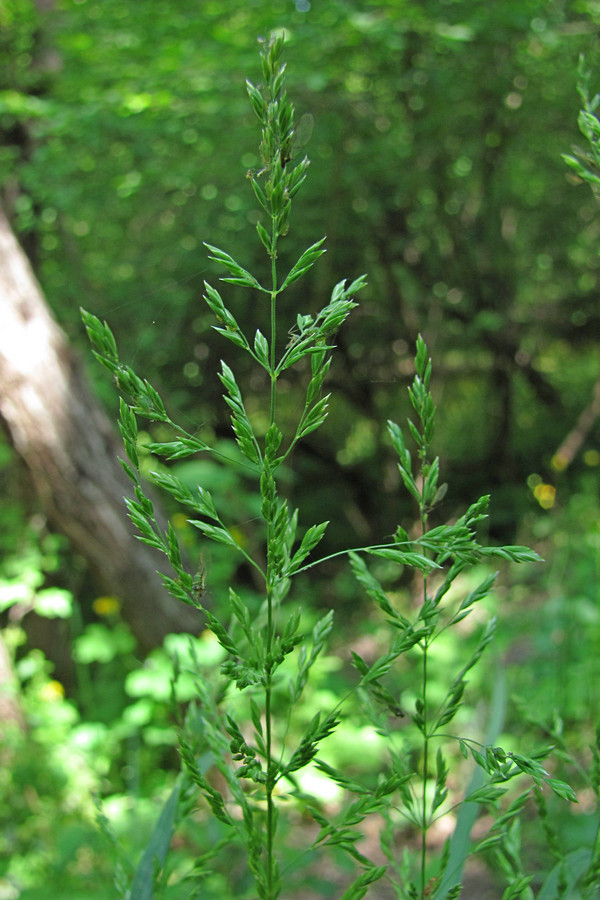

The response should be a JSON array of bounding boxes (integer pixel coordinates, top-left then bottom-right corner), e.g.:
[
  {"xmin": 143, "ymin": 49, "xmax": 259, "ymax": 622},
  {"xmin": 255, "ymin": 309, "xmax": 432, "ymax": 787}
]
[{"xmin": 2, "ymin": 29, "xmax": 600, "ymax": 900}]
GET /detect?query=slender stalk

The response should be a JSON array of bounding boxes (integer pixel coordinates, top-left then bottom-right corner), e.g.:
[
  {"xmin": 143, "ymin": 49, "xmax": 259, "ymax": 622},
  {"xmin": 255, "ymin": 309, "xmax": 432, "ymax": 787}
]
[
  {"xmin": 269, "ymin": 238, "xmax": 278, "ymax": 427},
  {"xmin": 420, "ymin": 603, "xmax": 429, "ymax": 899},
  {"xmin": 420, "ymin": 501, "xmax": 430, "ymax": 898},
  {"xmin": 265, "ymin": 638, "xmax": 275, "ymax": 898},
  {"xmin": 265, "ymin": 225, "xmax": 278, "ymax": 900},
  {"xmin": 264, "ymin": 527, "xmax": 276, "ymax": 899}
]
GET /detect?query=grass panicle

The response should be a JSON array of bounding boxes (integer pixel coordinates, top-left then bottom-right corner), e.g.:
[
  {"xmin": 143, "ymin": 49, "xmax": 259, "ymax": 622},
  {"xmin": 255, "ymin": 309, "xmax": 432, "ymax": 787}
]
[{"xmin": 80, "ymin": 33, "xmax": 594, "ymax": 900}]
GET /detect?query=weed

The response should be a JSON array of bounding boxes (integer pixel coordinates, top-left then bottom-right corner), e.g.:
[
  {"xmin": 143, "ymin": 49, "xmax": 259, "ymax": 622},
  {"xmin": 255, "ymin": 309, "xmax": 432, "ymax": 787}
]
[{"xmin": 82, "ymin": 34, "xmax": 585, "ymax": 900}]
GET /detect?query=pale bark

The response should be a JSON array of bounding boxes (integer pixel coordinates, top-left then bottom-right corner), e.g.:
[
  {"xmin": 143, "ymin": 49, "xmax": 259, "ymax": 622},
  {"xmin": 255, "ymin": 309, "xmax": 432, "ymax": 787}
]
[
  {"xmin": 0, "ymin": 207, "xmax": 200, "ymax": 651},
  {"xmin": 0, "ymin": 631, "xmax": 23, "ymax": 732},
  {"xmin": 552, "ymin": 378, "xmax": 600, "ymax": 470}
]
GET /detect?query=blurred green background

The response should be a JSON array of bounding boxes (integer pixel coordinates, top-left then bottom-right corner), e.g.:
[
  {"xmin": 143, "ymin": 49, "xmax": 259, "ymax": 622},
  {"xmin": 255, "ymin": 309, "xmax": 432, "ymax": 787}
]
[{"xmin": 1, "ymin": 0, "xmax": 600, "ymax": 896}]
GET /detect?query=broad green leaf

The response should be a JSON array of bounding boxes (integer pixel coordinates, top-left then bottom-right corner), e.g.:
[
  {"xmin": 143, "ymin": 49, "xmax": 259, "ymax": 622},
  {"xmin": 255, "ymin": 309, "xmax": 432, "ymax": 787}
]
[{"xmin": 130, "ymin": 782, "xmax": 181, "ymax": 900}]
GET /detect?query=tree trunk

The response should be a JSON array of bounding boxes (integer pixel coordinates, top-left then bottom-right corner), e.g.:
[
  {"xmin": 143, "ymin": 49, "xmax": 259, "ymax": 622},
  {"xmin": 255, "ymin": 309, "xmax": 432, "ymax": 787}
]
[
  {"xmin": 0, "ymin": 630, "xmax": 23, "ymax": 733},
  {"xmin": 0, "ymin": 207, "xmax": 200, "ymax": 651}
]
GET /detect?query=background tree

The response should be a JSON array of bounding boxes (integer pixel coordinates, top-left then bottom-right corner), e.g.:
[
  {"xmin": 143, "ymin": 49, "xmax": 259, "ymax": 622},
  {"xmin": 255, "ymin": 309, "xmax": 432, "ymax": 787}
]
[{"xmin": 0, "ymin": 206, "xmax": 199, "ymax": 651}]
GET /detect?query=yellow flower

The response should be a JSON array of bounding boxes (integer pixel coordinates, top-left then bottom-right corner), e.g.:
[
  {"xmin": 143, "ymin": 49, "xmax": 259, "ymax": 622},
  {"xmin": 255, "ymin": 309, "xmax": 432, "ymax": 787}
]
[
  {"xmin": 171, "ymin": 513, "xmax": 189, "ymax": 531},
  {"xmin": 551, "ymin": 452, "xmax": 568, "ymax": 472},
  {"xmin": 533, "ymin": 483, "xmax": 556, "ymax": 510},
  {"xmin": 93, "ymin": 595, "xmax": 121, "ymax": 617},
  {"xmin": 40, "ymin": 680, "xmax": 65, "ymax": 702}
]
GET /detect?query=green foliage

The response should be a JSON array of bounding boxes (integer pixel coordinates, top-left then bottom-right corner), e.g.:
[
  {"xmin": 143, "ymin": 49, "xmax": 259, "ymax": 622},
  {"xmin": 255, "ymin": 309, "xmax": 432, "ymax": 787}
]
[
  {"xmin": 0, "ymin": 635, "xmax": 114, "ymax": 898},
  {"xmin": 5, "ymin": 0, "xmax": 600, "ymax": 549},
  {"xmin": 4, "ymin": 5, "xmax": 600, "ymax": 899},
  {"xmin": 348, "ymin": 344, "xmax": 584, "ymax": 898},
  {"xmin": 563, "ymin": 56, "xmax": 600, "ymax": 195},
  {"xmin": 77, "ymin": 34, "xmax": 592, "ymax": 900}
]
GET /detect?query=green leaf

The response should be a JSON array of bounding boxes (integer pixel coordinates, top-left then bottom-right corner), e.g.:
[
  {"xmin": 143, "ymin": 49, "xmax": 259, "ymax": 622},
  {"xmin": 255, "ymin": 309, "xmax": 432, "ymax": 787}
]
[
  {"xmin": 280, "ymin": 711, "xmax": 340, "ymax": 778},
  {"xmin": 119, "ymin": 458, "xmax": 139, "ymax": 483},
  {"xmin": 432, "ymin": 748, "xmax": 449, "ymax": 813},
  {"xmin": 280, "ymin": 607, "xmax": 302, "ymax": 654},
  {"xmin": 81, "ymin": 308, "xmax": 119, "ymax": 362},
  {"xmin": 473, "ymin": 833, "xmax": 503, "ymax": 854},
  {"xmin": 280, "ymin": 237, "xmax": 327, "ymax": 290},
  {"xmin": 119, "ymin": 397, "xmax": 138, "ymax": 439},
  {"xmin": 124, "ymin": 498, "xmax": 156, "ymax": 539},
  {"xmin": 34, "ymin": 588, "xmax": 73, "ymax": 619},
  {"xmin": 195, "ymin": 487, "xmax": 219, "ymax": 520},
  {"xmin": 229, "ymin": 588, "xmax": 259, "ymax": 647},
  {"xmin": 340, "ymin": 866, "xmax": 387, "ymax": 900},
  {"xmin": 130, "ymin": 782, "xmax": 180, "ymax": 900},
  {"xmin": 479, "ymin": 545, "xmax": 543, "ymax": 564},
  {"xmin": 466, "ymin": 784, "xmax": 508, "ymax": 804},
  {"xmin": 351, "ymin": 651, "xmax": 368, "ymax": 677},
  {"xmin": 139, "ymin": 379, "xmax": 168, "ymax": 420},
  {"xmin": 546, "ymin": 778, "xmax": 577, "ymax": 802},
  {"xmin": 291, "ymin": 610, "xmax": 334, "ymax": 702},
  {"xmin": 179, "ymin": 739, "xmax": 232, "ymax": 826},
  {"xmin": 189, "ymin": 520, "xmax": 243, "ymax": 551},
  {"xmin": 219, "ymin": 361, "xmax": 261, "ymax": 464},
  {"xmin": 368, "ymin": 546, "xmax": 439, "ymax": 573},
  {"xmin": 349, "ymin": 551, "xmax": 407, "ymax": 623},
  {"xmin": 246, "ymin": 79, "xmax": 266, "ymax": 120},
  {"xmin": 501, "ymin": 875, "xmax": 533, "ymax": 900},
  {"xmin": 256, "ymin": 220, "xmax": 272, "ymax": 252},
  {"xmin": 213, "ymin": 326, "xmax": 250, "ymax": 350},
  {"xmin": 287, "ymin": 521, "xmax": 329, "ymax": 573},
  {"xmin": 537, "ymin": 849, "xmax": 592, "ymax": 900},
  {"xmin": 331, "ymin": 275, "xmax": 367, "ymax": 302},
  {"xmin": 296, "ymin": 394, "xmax": 330, "ymax": 439},
  {"xmin": 317, "ymin": 297, "xmax": 358, "ymax": 337},
  {"xmin": 276, "ymin": 333, "xmax": 332, "ymax": 374},
  {"xmin": 205, "ymin": 611, "xmax": 239, "ymax": 656},
  {"xmin": 314, "ymin": 760, "xmax": 368, "ymax": 796},
  {"xmin": 451, "ymin": 572, "xmax": 498, "ymax": 617},
  {"xmin": 157, "ymin": 573, "xmax": 197, "ymax": 607},
  {"xmin": 145, "ymin": 435, "xmax": 210, "ymax": 460},
  {"xmin": 249, "ymin": 174, "xmax": 269, "ymax": 211},
  {"xmin": 415, "ymin": 334, "xmax": 430, "ymax": 379},
  {"xmin": 149, "ymin": 472, "xmax": 219, "ymax": 520},
  {"xmin": 150, "ymin": 471, "xmax": 194, "ymax": 506},
  {"xmin": 305, "ymin": 357, "xmax": 331, "ymax": 404},
  {"xmin": 359, "ymin": 669, "xmax": 408, "ymax": 717},
  {"xmin": 204, "ymin": 242, "xmax": 262, "ymax": 289},
  {"xmin": 265, "ymin": 422, "xmax": 283, "ymax": 460},
  {"xmin": 250, "ymin": 699, "xmax": 264, "ymax": 738},
  {"xmin": 166, "ymin": 521, "xmax": 183, "ymax": 569},
  {"xmin": 423, "ymin": 455, "xmax": 440, "ymax": 506},
  {"xmin": 203, "ymin": 281, "xmax": 227, "ymax": 318}
]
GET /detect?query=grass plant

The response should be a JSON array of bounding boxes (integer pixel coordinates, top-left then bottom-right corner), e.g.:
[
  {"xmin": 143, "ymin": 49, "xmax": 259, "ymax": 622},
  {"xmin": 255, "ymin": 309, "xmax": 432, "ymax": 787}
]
[{"xmin": 81, "ymin": 33, "xmax": 590, "ymax": 900}]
